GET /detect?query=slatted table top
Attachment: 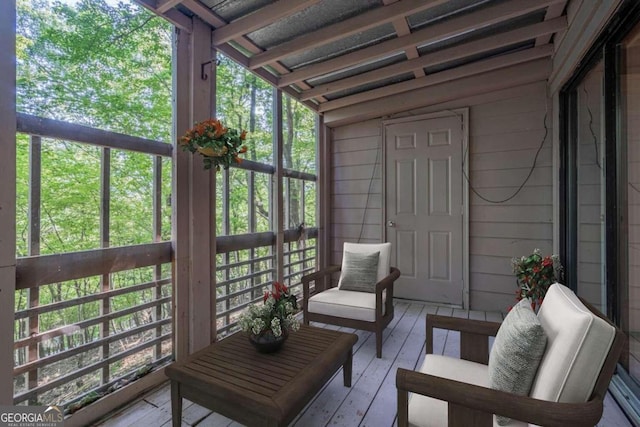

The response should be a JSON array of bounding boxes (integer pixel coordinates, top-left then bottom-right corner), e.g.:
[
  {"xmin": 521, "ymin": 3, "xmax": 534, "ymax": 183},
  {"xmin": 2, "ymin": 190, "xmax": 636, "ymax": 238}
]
[{"xmin": 166, "ymin": 325, "xmax": 358, "ymax": 426}]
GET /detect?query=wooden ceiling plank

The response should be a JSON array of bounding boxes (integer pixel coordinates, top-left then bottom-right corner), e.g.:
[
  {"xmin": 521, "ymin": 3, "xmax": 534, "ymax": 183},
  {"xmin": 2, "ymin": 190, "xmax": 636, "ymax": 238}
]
[
  {"xmin": 318, "ymin": 44, "xmax": 553, "ymax": 112},
  {"xmin": 134, "ymin": 0, "xmax": 193, "ymax": 32},
  {"xmin": 536, "ymin": 1, "xmax": 568, "ymax": 45},
  {"xmin": 249, "ymin": 0, "xmax": 449, "ymax": 69},
  {"xmin": 156, "ymin": 0, "xmax": 184, "ymax": 14},
  {"xmin": 300, "ymin": 16, "xmax": 565, "ymax": 101},
  {"xmin": 278, "ymin": 0, "xmax": 562, "ymax": 87},
  {"xmin": 211, "ymin": 0, "xmax": 322, "ymax": 46}
]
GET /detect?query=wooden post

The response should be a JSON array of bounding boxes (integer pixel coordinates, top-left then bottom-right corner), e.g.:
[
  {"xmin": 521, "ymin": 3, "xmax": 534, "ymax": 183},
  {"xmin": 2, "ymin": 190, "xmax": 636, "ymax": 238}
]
[
  {"xmin": 27, "ymin": 136, "xmax": 41, "ymax": 403},
  {"xmin": 153, "ymin": 155, "xmax": 163, "ymax": 359},
  {"xmin": 172, "ymin": 26, "xmax": 191, "ymax": 361},
  {"xmin": 317, "ymin": 116, "xmax": 331, "ymax": 278},
  {"xmin": 100, "ymin": 147, "xmax": 111, "ymax": 385},
  {"xmin": 0, "ymin": 0, "xmax": 16, "ymax": 405},
  {"xmin": 274, "ymin": 89, "xmax": 284, "ymax": 283},
  {"xmin": 187, "ymin": 17, "xmax": 214, "ymax": 352}
]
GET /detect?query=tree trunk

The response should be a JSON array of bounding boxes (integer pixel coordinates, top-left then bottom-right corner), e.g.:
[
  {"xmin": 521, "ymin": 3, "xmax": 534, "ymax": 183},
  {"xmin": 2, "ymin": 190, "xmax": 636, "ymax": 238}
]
[{"xmin": 284, "ymin": 97, "xmax": 301, "ymax": 228}]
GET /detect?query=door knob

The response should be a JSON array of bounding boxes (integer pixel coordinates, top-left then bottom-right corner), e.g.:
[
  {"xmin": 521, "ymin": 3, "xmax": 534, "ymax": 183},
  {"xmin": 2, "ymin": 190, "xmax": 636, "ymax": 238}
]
[{"xmin": 387, "ymin": 220, "xmax": 395, "ymax": 227}]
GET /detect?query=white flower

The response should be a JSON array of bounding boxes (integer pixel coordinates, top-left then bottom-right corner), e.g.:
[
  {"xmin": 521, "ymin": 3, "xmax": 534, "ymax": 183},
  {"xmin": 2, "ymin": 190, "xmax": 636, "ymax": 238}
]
[
  {"xmin": 533, "ymin": 248, "xmax": 541, "ymax": 256},
  {"xmin": 271, "ymin": 317, "xmax": 282, "ymax": 337},
  {"xmin": 251, "ymin": 318, "xmax": 265, "ymax": 335}
]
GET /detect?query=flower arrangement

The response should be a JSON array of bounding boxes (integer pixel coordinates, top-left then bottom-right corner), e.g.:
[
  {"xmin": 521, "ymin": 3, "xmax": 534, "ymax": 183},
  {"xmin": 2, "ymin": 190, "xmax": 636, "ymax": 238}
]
[
  {"xmin": 179, "ymin": 118, "xmax": 248, "ymax": 170},
  {"xmin": 511, "ymin": 248, "xmax": 563, "ymax": 311},
  {"xmin": 238, "ymin": 282, "xmax": 300, "ymax": 340}
]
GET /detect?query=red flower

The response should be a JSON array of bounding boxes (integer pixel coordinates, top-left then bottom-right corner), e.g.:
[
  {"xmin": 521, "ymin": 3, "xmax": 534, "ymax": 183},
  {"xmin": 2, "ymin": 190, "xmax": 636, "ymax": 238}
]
[
  {"xmin": 542, "ymin": 257, "xmax": 553, "ymax": 268},
  {"xmin": 263, "ymin": 291, "xmax": 269, "ymax": 303}
]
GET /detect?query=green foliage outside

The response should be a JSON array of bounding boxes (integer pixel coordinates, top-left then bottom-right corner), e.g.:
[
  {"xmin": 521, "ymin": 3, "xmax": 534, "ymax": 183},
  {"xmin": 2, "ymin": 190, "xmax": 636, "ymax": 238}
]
[
  {"xmin": 15, "ymin": 0, "xmax": 173, "ymax": 406},
  {"xmin": 14, "ymin": 0, "xmax": 317, "ymax": 408}
]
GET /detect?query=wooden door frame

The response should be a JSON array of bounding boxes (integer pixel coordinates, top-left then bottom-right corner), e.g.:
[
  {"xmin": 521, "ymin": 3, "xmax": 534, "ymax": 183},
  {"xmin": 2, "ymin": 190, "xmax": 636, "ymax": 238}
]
[{"xmin": 382, "ymin": 109, "xmax": 470, "ymax": 309}]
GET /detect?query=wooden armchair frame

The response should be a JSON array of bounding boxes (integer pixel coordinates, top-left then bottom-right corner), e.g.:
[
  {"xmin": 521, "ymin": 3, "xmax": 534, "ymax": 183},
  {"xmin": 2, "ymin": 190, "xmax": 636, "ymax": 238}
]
[
  {"xmin": 302, "ymin": 266, "xmax": 400, "ymax": 358},
  {"xmin": 396, "ymin": 301, "xmax": 625, "ymax": 427}
]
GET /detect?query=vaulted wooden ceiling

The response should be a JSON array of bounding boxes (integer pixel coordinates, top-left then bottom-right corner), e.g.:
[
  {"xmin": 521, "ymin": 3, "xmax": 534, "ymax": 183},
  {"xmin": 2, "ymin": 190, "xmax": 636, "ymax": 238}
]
[{"xmin": 137, "ymin": 0, "xmax": 567, "ymax": 116}]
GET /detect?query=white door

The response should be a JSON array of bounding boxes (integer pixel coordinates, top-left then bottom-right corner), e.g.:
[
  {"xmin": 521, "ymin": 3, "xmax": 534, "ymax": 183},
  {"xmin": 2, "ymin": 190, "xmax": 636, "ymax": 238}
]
[{"xmin": 385, "ymin": 115, "xmax": 464, "ymax": 305}]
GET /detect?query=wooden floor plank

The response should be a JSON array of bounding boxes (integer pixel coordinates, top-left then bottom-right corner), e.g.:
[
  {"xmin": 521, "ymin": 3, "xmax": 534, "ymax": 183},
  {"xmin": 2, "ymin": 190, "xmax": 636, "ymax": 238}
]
[
  {"xmin": 359, "ymin": 304, "xmax": 429, "ymax": 427},
  {"xmin": 436, "ymin": 306, "xmax": 453, "ymax": 317},
  {"xmin": 452, "ymin": 308, "xmax": 468, "ymax": 319},
  {"xmin": 327, "ymin": 303, "xmax": 423, "ymax": 426},
  {"xmin": 94, "ymin": 303, "xmax": 631, "ymax": 427},
  {"xmin": 292, "ymin": 303, "xmax": 410, "ymax": 427},
  {"xmin": 468, "ymin": 310, "xmax": 486, "ymax": 321},
  {"xmin": 485, "ymin": 311, "xmax": 503, "ymax": 323}
]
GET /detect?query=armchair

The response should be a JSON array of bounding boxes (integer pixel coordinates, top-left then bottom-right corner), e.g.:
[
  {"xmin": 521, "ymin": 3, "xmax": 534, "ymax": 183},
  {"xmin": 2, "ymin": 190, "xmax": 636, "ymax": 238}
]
[
  {"xmin": 301, "ymin": 242, "xmax": 400, "ymax": 358},
  {"xmin": 397, "ymin": 283, "xmax": 625, "ymax": 426}
]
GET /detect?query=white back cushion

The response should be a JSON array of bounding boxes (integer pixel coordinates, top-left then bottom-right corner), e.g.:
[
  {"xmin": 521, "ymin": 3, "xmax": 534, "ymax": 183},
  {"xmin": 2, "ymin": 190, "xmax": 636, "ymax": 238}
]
[
  {"xmin": 529, "ymin": 283, "xmax": 615, "ymax": 403},
  {"xmin": 339, "ymin": 242, "xmax": 391, "ymax": 286}
]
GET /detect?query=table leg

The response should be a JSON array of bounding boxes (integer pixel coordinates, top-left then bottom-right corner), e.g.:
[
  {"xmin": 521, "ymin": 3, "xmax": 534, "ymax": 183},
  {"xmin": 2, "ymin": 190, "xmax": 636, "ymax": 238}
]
[
  {"xmin": 343, "ymin": 348, "xmax": 353, "ymax": 387},
  {"xmin": 171, "ymin": 380, "xmax": 182, "ymax": 427}
]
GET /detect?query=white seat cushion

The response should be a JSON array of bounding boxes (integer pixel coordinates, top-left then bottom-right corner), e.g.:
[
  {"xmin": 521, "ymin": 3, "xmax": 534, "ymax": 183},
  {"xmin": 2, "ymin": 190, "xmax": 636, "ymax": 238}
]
[
  {"xmin": 530, "ymin": 283, "xmax": 616, "ymax": 403},
  {"xmin": 339, "ymin": 242, "xmax": 391, "ymax": 287},
  {"xmin": 408, "ymin": 354, "xmax": 527, "ymax": 427},
  {"xmin": 307, "ymin": 287, "xmax": 385, "ymax": 322}
]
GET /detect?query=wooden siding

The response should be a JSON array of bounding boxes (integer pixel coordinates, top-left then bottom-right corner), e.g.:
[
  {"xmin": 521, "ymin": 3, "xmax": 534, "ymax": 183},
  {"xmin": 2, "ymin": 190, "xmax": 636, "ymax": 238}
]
[
  {"xmin": 330, "ymin": 81, "xmax": 552, "ymax": 311},
  {"xmin": 330, "ymin": 119, "xmax": 383, "ymax": 265}
]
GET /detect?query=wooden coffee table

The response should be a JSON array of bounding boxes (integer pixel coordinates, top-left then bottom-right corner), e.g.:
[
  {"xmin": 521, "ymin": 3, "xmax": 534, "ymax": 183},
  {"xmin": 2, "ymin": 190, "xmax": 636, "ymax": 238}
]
[{"xmin": 165, "ymin": 325, "xmax": 358, "ymax": 427}]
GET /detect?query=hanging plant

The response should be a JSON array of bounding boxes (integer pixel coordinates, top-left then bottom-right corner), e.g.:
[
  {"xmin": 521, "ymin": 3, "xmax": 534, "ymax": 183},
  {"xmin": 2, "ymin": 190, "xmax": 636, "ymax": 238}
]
[{"xmin": 179, "ymin": 118, "xmax": 248, "ymax": 170}]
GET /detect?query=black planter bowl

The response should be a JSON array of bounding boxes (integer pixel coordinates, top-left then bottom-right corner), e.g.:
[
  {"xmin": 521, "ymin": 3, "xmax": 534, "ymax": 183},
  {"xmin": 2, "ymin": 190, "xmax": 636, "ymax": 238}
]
[{"xmin": 248, "ymin": 330, "xmax": 289, "ymax": 353}]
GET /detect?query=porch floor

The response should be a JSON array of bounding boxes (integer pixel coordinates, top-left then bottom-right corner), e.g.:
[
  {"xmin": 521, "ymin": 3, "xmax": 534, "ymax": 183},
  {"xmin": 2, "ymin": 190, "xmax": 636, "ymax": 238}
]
[{"xmin": 95, "ymin": 301, "xmax": 632, "ymax": 427}]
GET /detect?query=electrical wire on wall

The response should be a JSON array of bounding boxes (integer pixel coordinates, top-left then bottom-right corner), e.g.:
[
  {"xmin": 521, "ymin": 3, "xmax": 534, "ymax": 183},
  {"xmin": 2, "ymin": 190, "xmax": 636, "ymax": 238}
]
[
  {"xmin": 454, "ymin": 109, "xmax": 550, "ymax": 204},
  {"xmin": 357, "ymin": 141, "xmax": 380, "ymax": 243}
]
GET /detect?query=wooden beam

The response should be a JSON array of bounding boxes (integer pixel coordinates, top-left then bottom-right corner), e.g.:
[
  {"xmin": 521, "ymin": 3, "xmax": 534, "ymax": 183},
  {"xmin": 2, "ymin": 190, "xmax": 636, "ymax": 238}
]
[
  {"xmin": 279, "ymin": 0, "xmax": 562, "ymax": 87},
  {"xmin": 249, "ymin": 0, "xmax": 448, "ymax": 69},
  {"xmin": 157, "ymin": 0, "xmax": 183, "ymax": 14},
  {"xmin": 274, "ymin": 89, "xmax": 284, "ymax": 283},
  {"xmin": 323, "ymin": 58, "xmax": 551, "ymax": 127},
  {"xmin": 536, "ymin": 1, "xmax": 568, "ymax": 45},
  {"xmin": 188, "ymin": 17, "xmax": 214, "ymax": 353},
  {"xmin": 381, "ymin": 0, "xmax": 423, "ymax": 78},
  {"xmin": 17, "ymin": 113, "xmax": 172, "ymax": 157},
  {"xmin": 179, "ymin": 0, "xmax": 325, "ymax": 106},
  {"xmin": 0, "ymin": 0, "xmax": 16, "ymax": 405},
  {"xmin": 319, "ymin": 45, "xmax": 553, "ymax": 112},
  {"xmin": 172, "ymin": 26, "xmax": 191, "ymax": 362},
  {"xmin": 301, "ymin": 17, "xmax": 566, "ymax": 101},
  {"xmin": 211, "ymin": 0, "xmax": 321, "ymax": 46},
  {"xmin": 15, "ymin": 242, "xmax": 172, "ymax": 290},
  {"xmin": 134, "ymin": 0, "xmax": 193, "ymax": 32},
  {"xmin": 181, "ymin": 0, "xmax": 225, "ymax": 26}
]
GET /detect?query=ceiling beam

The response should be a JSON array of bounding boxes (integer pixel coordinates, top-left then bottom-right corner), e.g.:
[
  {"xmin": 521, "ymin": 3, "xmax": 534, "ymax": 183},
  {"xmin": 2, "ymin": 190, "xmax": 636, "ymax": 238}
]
[
  {"xmin": 211, "ymin": 0, "xmax": 322, "ymax": 46},
  {"xmin": 318, "ymin": 44, "xmax": 553, "ymax": 112},
  {"xmin": 134, "ymin": 0, "xmax": 192, "ymax": 32},
  {"xmin": 301, "ymin": 17, "xmax": 566, "ymax": 101},
  {"xmin": 249, "ymin": 0, "xmax": 449, "ymax": 69},
  {"xmin": 180, "ymin": 0, "xmax": 325, "ymax": 104},
  {"xmin": 156, "ymin": 0, "xmax": 184, "ymax": 14},
  {"xmin": 323, "ymin": 59, "xmax": 551, "ymax": 127},
  {"xmin": 383, "ymin": 0, "xmax": 424, "ymax": 78},
  {"xmin": 278, "ymin": 0, "xmax": 562, "ymax": 87},
  {"xmin": 536, "ymin": 1, "xmax": 568, "ymax": 45}
]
